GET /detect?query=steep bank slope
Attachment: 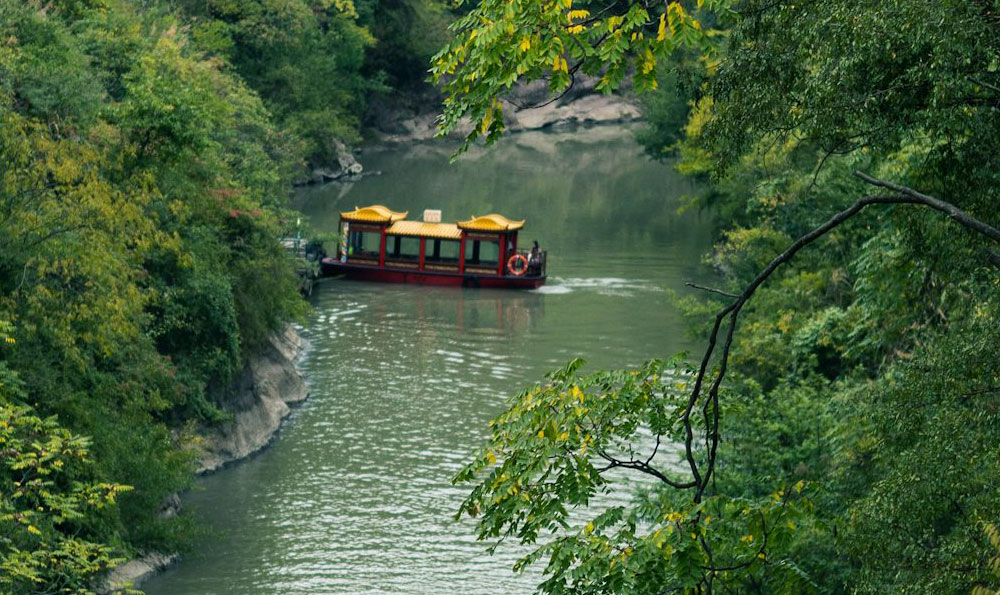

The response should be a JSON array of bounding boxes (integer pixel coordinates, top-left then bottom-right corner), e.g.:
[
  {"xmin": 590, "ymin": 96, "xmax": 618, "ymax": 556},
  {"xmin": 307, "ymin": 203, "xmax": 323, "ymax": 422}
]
[
  {"xmin": 102, "ymin": 326, "xmax": 309, "ymax": 592},
  {"xmin": 196, "ymin": 326, "xmax": 310, "ymax": 474}
]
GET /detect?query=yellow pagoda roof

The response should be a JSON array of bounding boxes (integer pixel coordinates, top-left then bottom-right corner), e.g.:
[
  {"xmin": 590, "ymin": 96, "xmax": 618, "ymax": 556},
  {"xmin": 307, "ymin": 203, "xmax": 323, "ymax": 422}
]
[
  {"xmin": 457, "ymin": 214, "xmax": 525, "ymax": 232},
  {"xmin": 341, "ymin": 205, "xmax": 408, "ymax": 223},
  {"xmin": 386, "ymin": 221, "xmax": 462, "ymax": 240}
]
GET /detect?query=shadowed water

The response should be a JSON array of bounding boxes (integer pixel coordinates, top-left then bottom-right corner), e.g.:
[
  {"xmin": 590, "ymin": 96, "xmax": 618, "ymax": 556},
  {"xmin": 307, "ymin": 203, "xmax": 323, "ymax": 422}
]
[{"xmin": 142, "ymin": 126, "xmax": 714, "ymax": 594}]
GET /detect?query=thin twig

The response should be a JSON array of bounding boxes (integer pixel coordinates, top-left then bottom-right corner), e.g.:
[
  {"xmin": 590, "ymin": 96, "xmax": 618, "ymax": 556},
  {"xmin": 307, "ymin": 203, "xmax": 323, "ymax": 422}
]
[
  {"xmin": 686, "ymin": 282, "xmax": 739, "ymax": 299},
  {"xmin": 682, "ymin": 175, "xmax": 1000, "ymax": 503}
]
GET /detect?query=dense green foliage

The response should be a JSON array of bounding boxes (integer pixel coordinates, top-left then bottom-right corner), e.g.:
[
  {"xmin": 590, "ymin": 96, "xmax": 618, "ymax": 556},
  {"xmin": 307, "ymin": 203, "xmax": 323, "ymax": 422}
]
[
  {"xmin": 172, "ymin": 0, "xmax": 374, "ymax": 165},
  {"xmin": 0, "ymin": 0, "xmax": 330, "ymax": 589},
  {"xmin": 445, "ymin": 1, "xmax": 1000, "ymax": 593},
  {"xmin": 172, "ymin": 0, "xmax": 457, "ymax": 163},
  {"xmin": 0, "ymin": 0, "xmax": 458, "ymax": 590},
  {"xmin": 357, "ymin": 0, "xmax": 455, "ymax": 95},
  {"xmin": 1, "ymin": 399, "xmax": 131, "ymax": 594}
]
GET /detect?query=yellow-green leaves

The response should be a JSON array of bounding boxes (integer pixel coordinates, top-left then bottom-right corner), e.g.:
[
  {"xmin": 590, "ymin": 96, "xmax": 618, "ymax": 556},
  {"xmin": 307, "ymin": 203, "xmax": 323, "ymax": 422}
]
[
  {"xmin": 432, "ymin": 0, "xmax": 726, "ymax": 153},
  {"xmin": 0, "ymin": 404, "xmax": 130, "ymax": 593},
  {"xmin": 454, "ymin": 358, "xmax": 702, "ymax": 586}
]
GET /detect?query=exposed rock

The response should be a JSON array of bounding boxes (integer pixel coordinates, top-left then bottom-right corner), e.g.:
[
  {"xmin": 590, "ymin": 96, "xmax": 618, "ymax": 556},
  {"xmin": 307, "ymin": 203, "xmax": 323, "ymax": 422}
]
[
  {"xmin": 335, "ymin": 139, "xmax": 364, "ymax": 176},
  {"xmin": 368, "ymin": 75, "xmax": 640, "ymax": 144},
  {"xmin": 195, "ymin": 325, "xmax": 309, "ymax": 474},
  {"xmin": 98, "ymin": 326, "xmax": 309, "ymax": 593},
  {"xmin": 100, "ymin": 552, "xmax": 177, "ymax": 594},
  {"xmin": 294, "ymin": 139, "xmax": 366, "ymax": 186},
  {"xmin": 157, "ymin": 492, "xmax": 181, "ymax": 521},
  {"xmin": 504, "ymin": 92, "xmax": 641, "ymax": 131},
  {"xmin": 309, "ymin": 167, "xmax": 342, "ymax": 184}
]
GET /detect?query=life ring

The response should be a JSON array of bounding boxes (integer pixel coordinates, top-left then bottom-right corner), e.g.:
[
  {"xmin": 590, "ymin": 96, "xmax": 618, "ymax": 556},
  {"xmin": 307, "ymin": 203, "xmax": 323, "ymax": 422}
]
[{"xmin": 507, "ymin": 253, "xmax": 529, "ymax": 276}]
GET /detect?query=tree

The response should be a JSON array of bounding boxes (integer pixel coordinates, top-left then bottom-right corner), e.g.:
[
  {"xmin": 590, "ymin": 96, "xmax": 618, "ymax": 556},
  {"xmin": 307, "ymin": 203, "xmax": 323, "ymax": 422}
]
[
  {"xmin": 0, "ymin": 0, "xmax": 308, "ymax": 562},
  {"xmin": 1, "ymin": 322, "xmax": 131, "ymax": 595},
  {"xmin": 431, "ymin": 0, "xmax": 728, "ymax": 151},
  {"xmin": 440, "ymin": 0, "xmax": 1000, "ymax": 592},
  {"xmin": 176, "ymin": 0, "xmax": 375, "ymax": 165}
]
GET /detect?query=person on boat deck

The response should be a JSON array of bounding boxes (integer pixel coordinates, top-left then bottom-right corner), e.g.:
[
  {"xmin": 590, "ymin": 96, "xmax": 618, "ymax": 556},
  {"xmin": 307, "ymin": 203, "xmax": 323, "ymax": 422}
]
[{"xmin": 528, "ymin": 241, "xmax": 541, "ymax": 275}]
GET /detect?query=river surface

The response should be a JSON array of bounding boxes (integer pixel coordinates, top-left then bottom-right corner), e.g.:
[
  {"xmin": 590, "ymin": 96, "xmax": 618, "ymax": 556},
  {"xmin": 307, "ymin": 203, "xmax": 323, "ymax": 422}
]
[{"xmin": 142, "ymin": 126, "xmax": 714, "ymax": 595}]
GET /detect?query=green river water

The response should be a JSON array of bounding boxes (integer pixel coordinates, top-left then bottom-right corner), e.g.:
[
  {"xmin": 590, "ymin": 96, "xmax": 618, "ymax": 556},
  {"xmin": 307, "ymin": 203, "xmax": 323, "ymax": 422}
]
[{"xmin": 142, "ymin": 126, "xmax": 714, "ymax": 594}]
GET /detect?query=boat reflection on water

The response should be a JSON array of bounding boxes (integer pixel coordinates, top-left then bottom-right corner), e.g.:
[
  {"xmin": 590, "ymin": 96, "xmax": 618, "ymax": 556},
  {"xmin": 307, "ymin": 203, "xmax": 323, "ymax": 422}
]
[
  {"xmin": 452, "ymin": 289, "xmax": 543, "ymax": 334},
  {"xmin": 359, "ymin": 285, "xmax": 545, "ymax": 337}
]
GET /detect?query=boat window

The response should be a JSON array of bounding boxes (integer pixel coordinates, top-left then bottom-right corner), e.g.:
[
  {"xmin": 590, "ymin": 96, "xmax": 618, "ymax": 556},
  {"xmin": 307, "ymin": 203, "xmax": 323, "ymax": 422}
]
[
  {"xmin": 386, "ymin": 235, "xmax": 420, "ymax": 261},
  {"xmin": 347, "ymin": 229, "xmax": 381, "ymax": 258},
  {"xmin": 465, "ymin": 239, "xmax": 500, "ymax": 266},
  {"xmin": 425, "ymin": 239, "xmax": 460, "ymax": 263}
]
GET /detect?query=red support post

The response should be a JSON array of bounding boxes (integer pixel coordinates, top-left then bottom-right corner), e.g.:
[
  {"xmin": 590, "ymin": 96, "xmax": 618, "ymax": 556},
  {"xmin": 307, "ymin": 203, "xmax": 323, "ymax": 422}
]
[
  {"xmin": 498, "ymin": 233, "xmax": 507, "ymax": 276},
  {"xmin": 458, "ymin": 234, "xmax": 466, "ymax": 274},
  {"xmin": 379, "ymin": 229, "xmax": 387, "ymax": 268}
]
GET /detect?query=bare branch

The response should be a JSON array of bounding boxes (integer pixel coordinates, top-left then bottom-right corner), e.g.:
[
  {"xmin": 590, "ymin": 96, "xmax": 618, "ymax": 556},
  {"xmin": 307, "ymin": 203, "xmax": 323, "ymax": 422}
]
[
  {"xmin": 595, "ymin": 450, "xmax": 696, "ymax": 489},
  {"xmin": 681, "ymin": 175, "xmax": 1000, "ymax": 503},
  {"xmin": 853, "ymin": 172, "xmax": 1000, "ymax": 242},
  {"xmin": 686, "ymin": 282, "xmax": 739, "ymax": 299}
]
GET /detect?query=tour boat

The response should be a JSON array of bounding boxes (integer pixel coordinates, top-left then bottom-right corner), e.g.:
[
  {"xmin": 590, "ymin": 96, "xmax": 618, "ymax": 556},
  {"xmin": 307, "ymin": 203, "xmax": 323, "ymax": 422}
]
[{"xmin": 320, "ymin": 205, "xmax": 547, "ymax": 289}]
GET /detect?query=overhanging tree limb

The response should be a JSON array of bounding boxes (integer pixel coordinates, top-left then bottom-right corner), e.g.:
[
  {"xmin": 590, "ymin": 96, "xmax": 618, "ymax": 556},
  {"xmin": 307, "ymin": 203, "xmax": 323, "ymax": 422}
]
[
  {"xmin": 853, "ymin": 172, "xmax": 1000, "ymax": 242},
  {"xmin": 681, "ymin": 172, "xmax": 1000, "ymax": 503}
]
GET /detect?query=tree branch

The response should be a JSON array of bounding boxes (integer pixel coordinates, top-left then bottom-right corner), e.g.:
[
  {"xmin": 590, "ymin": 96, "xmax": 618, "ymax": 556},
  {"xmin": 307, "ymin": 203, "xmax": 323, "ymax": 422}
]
[
  {"xmin": 681, "ymin": 174, "xmax": 1000, "ymax": 503},
  {"xmin": 853, "ymin": 172, "xmax": 1000, "ymax": 242},
  {"xmin": 686, "ymin": 282, "xmax": 739, "ymax": 299},
  {"xmin": 595, "ymin": 450, "xmax": 696, "ymax": 489}
]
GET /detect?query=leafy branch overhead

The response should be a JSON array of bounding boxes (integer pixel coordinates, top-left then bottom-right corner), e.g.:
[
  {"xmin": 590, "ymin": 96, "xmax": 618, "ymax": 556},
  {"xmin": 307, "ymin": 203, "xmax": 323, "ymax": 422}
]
[
  {"xmin": 442, "ymin": 0, "xmax": 1000, "ymax": 589},
  {"xmin": 455, "ymin": 171, "xmax": 1000, "ymax": 591},
  {"xmin": 1, "ymin": 402, "xmax": 132, "ymax": 594},
  {"xmin": 431, "ymin": 0, "xmax": 729, "ymax": 150}
]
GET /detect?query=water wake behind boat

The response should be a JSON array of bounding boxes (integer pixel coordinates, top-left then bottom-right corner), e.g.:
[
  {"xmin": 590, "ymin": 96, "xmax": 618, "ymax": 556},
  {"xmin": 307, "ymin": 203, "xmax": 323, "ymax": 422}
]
[{"xmin": 533, "ymin": 277, "xmax": 664, "ymax": 296}]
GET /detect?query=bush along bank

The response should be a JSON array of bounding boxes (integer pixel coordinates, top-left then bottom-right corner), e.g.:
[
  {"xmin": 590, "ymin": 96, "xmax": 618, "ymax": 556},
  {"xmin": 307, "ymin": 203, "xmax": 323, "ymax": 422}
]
[{"xmin": 0, "ymin": 1, "xmax": 322, "ymax": 592}]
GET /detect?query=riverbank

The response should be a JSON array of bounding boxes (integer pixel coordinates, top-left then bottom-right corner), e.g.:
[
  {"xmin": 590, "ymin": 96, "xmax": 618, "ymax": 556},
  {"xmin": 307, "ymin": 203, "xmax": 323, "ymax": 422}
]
[
  {"xmin": 101, "ymin": 326, "xmax": 310, "ymax": 593},
  {"xmin": 194, "ymin": 326, "xmax": 310, "ymax": 475},
  {"xmin": 366, "ymin": 78, "xmax": 641, "ymax": 144},
  {"xmin": 137, "ymin": 126, "xmax": 713, "ymax": 595}
]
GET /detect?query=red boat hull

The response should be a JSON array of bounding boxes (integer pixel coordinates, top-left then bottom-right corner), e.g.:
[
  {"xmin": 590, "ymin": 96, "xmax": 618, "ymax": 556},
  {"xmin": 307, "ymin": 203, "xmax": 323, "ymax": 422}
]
[{"xmin": 321, "ymin": 259, "xmax": 545, "ymax": 289}]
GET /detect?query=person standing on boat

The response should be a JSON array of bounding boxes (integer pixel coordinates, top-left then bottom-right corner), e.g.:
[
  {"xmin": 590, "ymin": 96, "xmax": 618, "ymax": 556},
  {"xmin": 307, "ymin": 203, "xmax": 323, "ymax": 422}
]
[{"xmin": 528, "ymin": 241, "xmax": 541, "ymax": 276}]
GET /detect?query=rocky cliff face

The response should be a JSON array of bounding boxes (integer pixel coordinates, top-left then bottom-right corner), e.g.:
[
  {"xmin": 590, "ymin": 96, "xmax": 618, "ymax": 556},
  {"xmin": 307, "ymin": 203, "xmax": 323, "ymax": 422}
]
[
  {"xmin": 367, "ymin": 76, "xmax": 641, "ymax": 143},
  {"xmin": 195, "ymin": 325, "xmax": 310, "ymax": 474},
  {"xmin": 101, "ymin": 326, "xmax": 309, "ymax": 593}
]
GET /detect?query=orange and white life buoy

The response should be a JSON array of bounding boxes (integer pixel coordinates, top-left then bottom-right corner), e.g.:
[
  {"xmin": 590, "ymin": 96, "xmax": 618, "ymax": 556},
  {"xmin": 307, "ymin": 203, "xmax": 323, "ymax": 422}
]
[{"xmin": 507, "ymin": 253, "xmax": 528, "ymax": 276}]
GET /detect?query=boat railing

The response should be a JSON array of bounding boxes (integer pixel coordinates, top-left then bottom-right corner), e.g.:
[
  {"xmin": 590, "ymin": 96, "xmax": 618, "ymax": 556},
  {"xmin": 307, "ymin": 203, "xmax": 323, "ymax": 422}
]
[{"xmin": 511, "ymin": 249, "xmax": 546, "ymax": 278}]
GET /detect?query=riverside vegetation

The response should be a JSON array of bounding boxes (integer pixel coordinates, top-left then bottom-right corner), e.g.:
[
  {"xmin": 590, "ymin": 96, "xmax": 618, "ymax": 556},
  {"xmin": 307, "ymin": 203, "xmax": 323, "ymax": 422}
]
[
  {"xmin": 0, "ymin": 0, "xmax": 453, "ymax": 592},
  {"xmin": 436, "ymin": 1, "xmax": 1000, "ymax": 594},
  {"xmin": 3, "ymin": 1, "xmax": 1000, "ymax": 594}
]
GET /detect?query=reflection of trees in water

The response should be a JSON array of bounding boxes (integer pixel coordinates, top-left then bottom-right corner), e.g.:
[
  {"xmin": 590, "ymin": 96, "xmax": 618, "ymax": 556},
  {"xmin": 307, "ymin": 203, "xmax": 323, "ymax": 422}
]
[{"xmin": 295, "ymin": 128, "xmax": 710, "ymax": 273}]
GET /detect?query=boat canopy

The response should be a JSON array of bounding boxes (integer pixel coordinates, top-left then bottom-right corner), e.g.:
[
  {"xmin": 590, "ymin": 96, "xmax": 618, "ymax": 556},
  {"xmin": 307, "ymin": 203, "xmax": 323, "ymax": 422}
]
[
  {"xmin": 340, "ymin": 206, "xmax": 526, "ymax": 233},
  {"xmin": 341, "ymin": 205, "xmax": 408, "ymax": 223},
  {"xmin": 386, "ymin": 221, "xmax": 462, "ymax": 240},
  {"xmin": 457, "ymin": 214, "xmax": 525, "ymax": 232}
]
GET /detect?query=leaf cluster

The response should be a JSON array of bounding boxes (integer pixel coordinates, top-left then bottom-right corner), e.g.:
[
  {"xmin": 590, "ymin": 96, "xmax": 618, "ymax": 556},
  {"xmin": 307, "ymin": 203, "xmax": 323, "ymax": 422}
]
[
  {"xmin": 432, "ymin": 0, "xmax": 729, "ymax": 153},
  {"xmin": 0, "ymin": 401, "xmax": 131, "ymax": 595}
]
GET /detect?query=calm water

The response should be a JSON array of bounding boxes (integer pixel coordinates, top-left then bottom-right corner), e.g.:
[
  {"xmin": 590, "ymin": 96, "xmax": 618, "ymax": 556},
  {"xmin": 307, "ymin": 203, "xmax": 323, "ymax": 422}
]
[{"xmin": 142, "ymin": 126, "xmax": 714, "ymax": 595}]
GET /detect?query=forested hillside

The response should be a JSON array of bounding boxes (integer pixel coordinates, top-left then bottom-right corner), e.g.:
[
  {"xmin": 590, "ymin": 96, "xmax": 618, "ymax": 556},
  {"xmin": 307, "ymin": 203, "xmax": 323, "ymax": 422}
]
[
  {"xmin": 441, "ymin": 1, "xmax": 1000, "ymax": 593},
  {"xmin": 6, "ymin": 0, "xmax": 1000, "ymax": 593},
  {"xmin": 0, "ymin": 0, "xmax": 450, "ymax": 592}
]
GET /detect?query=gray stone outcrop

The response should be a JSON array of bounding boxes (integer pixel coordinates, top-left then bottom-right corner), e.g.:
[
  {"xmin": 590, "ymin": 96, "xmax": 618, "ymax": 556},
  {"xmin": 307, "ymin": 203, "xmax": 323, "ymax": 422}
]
[
  {"xmin": 195, "ymin": 325, "xmax": 310, "ymax": 474},
  {"xmin": 369, "ymin": 75, "xmax": 641, "ymax": 143},
  {"xmin": 100, "ymin": 325, "xmax": 309, "ymax": 593}
]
